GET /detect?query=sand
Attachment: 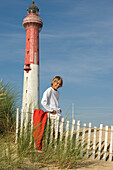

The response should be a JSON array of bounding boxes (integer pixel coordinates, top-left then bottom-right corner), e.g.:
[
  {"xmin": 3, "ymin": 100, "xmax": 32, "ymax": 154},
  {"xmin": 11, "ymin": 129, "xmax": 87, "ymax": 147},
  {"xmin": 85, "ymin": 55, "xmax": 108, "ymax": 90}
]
[{"xmin": 38, "ymin": 160, "xmax": 113, "ymax": 170}]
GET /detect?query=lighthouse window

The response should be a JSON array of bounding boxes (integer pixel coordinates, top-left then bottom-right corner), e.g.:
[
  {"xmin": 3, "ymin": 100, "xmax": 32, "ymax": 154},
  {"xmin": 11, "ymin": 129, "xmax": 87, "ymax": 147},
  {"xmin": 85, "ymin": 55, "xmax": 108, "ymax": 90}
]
[
  {"xmin": 28, "ymin": 38, "xmax": 30, "ymax": 41},
  {"xmin": 27, "ymin": 51, "xmax": 29, "ymax": 54},
  {"xmin": 29, "ymin": 9, "xmax": 37, "ymax": 14},
  {"xmin": 26, "ymin": 77, "xmax": 28, "ymax": 83}
]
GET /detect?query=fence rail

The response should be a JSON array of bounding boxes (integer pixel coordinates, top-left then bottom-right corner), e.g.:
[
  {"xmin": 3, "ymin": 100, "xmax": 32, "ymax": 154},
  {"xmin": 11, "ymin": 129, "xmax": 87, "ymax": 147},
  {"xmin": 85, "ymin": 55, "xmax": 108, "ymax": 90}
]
[{"xmin": 15, "ymin": 108, "xmax": 113, "ymax": 162}]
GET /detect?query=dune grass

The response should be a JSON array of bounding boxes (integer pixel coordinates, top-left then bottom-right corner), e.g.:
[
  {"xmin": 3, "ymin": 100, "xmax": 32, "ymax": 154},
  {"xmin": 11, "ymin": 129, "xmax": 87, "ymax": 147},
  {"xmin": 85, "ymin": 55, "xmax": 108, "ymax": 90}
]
[
  {"xmin": 0, "ymin": 80, "xmax": 18, "ymax": 134},
  {"xmin": 0, "ymin": 119, "xmax": 85, "ymax": 170}
]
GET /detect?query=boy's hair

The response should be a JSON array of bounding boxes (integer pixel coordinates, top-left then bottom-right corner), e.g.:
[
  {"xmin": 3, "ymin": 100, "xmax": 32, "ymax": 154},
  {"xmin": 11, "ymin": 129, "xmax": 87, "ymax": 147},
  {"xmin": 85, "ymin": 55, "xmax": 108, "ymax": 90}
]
[{"xmin": 51, "ymin": 76, "xmax": 63, "ymax": 87}]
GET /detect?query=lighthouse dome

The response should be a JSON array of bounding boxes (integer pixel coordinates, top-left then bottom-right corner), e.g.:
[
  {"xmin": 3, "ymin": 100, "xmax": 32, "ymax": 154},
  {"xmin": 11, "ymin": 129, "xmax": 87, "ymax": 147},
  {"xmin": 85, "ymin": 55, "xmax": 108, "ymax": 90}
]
[{"xmin": 27, "ymin": 1, "xmax": 39, "ymax": 14}]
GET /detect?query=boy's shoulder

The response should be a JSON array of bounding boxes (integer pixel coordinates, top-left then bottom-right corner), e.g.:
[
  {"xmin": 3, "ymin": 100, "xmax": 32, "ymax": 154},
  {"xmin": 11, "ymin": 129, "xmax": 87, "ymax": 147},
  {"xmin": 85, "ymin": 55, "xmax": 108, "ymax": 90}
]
[
  {"xmin": 45, "ymin": 87, "xmax": 52, "ymax": 93},
  {"xmin": 45, "ymin": 87, "xmax": 59, "ymax": 94}
]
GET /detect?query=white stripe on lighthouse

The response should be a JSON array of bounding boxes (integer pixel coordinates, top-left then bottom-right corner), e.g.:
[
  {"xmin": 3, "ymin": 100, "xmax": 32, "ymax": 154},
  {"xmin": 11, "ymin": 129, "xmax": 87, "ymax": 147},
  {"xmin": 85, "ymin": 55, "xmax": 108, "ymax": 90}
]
[{"xmin": 22, "ymin": 64, "xmax": 39, "ymax": 112}]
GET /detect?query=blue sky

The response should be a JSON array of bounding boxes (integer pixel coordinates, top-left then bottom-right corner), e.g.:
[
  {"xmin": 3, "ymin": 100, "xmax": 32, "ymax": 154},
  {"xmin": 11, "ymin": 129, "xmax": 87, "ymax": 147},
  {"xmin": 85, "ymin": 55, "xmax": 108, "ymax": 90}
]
[{"xmin": 1, "ymin": 0, "xmax": 113, "ymax": 127}]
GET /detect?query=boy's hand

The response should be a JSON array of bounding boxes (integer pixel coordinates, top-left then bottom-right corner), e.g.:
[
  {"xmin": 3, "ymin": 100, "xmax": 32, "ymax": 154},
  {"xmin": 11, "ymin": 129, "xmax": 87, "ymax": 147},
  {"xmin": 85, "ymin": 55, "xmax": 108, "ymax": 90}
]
[{"xmin": 52, "ymin": 110, "xmax": 56, "ymax": 115}]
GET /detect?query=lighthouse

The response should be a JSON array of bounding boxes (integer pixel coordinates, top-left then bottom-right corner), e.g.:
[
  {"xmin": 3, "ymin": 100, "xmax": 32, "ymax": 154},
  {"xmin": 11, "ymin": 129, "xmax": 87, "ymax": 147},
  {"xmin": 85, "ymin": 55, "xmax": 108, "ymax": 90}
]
[{"xmin": 22, "ymin": 0, "xmax": 43, "ymax": 113}]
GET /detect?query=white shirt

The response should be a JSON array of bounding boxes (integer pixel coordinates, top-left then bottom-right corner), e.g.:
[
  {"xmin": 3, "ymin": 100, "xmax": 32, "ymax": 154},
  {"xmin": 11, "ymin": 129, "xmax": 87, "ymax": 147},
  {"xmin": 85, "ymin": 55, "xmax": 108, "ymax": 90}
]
[{"xmin": 41, "ymin": 87, "xmax": 61, "ymax": 116}]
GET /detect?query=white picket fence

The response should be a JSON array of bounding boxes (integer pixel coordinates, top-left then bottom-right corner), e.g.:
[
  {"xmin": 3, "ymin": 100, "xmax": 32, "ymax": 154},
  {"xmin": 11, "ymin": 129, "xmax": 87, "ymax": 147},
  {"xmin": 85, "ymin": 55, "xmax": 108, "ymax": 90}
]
[{"xmin": 15, "ymin": 108, "xmax": 113, "ymax": 161}]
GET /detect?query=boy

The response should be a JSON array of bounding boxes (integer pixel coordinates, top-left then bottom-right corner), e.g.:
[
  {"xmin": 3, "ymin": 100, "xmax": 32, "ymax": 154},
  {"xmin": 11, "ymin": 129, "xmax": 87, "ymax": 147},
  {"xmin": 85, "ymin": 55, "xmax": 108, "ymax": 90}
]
[{"xmin": 41, "ymin": 76, "xmax": 63, "ymax": 129}]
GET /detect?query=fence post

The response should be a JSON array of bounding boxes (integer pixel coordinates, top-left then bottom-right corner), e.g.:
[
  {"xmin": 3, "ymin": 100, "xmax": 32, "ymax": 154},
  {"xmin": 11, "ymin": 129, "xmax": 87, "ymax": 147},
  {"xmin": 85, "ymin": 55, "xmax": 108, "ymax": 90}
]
[
  {"xmin": 50, "ymin": 119, "xmax": 54, "ymax": 144},
  {"xmin": 109, "ymin": 126, "xmax": 113, "ymax": 161},
  {"xmin": 92, "ymin": 126, "xmax": 97, "ymax": 160},
  {"xmin": 44, "ymin": 113, "xmax": 50, "ymax": 147},
  {"xmin": 15, "ymin": 108, "xmax": 19, "ymax": 144},
  {"xmin": 55, "ymin": 116, "xmax": 60, "ymax": 149},
  {"xmin": 25, "ymin": 108, "xmax": 29, "ymax": 133},
  {"xmin": 103, "ymin": 126, "xmax": 108, "ymax": 161},
  {"xmin": 80, "ymin": 123, "xmax": 86, "ymax": 158},
  {"xmin": 30, "ymin": 107, "xmax": 34, "ymax": 143},
  {"xmin": 64, "ymin": 121, "xmax": 70, "ymax": 152},
  {"xmin": 75, "ymin": 120, "xmax": 80, "ymax": 150},
  {"xmin": 20, "ymin": 108, "xmax": 24, "ymax": 136},
  {"xmin": 87, "ymin": 122, "xmax": 91, "ymax": 159},
  {"xmin": 60, "ymin": 118, "xmax": 65, "ymax": 145},
  {"xmin": 70, "ymin": 120, "xmax": 75, "ymax": 149},
  {"xmin": 70, "ymin": 120, "xmax": 75, "ymax": 141},
  {"xmin": 98, "ymin": 124, "xmax": 103, "ymax": 160}
]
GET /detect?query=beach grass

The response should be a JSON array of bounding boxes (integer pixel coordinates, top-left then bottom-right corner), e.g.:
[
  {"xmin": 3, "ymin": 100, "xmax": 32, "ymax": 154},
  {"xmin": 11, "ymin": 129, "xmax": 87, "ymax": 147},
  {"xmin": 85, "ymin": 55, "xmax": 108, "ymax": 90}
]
[{"xmin": 0, "ymin": 121, "xmax": 84, "ymax": 169}]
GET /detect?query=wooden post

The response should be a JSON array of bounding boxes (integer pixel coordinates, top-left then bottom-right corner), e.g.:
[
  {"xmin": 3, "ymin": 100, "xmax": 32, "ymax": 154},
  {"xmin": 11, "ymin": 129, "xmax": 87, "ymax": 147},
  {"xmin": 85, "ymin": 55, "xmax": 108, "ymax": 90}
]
[
  {"xmin": 87, "ymin": 122, "xmax": 91, "ymax": 159},
  {"xmin": 60, "ymin": 118, "xmax": 65, "ymax": 144},
  {"xmin": 75, "ymin": 120, "xmax": 80, "ymax": 150},
  {"xmin": 109, "ymin": 126, "xmax": 113, "ymax": 161},
  {"xmin": 20, "ymin": 108, "xmax": 24, "ymax": 136},
  {"xmin": 80, "ymin": 123, "xmax": 86, "ymax": 158},
  {"xmin": 55, "ymin": 116, "xmax": 59, "ymax": 149},
  {"xmin": 47, "ymin": 113, "xmax": 50, "ymax": 127},
  {"xmin": 70, "ymin": 120, "xmax": 75, "ymax": 149},
  {"xmin": 92, "ymin": 126, "xmax": 97, "ymax": 160},
  {"xmin": 45, "ymin": 113, "xmax": 50, "ymax": 146},
  {"xmin": 70, "ymin": 120, "xmax": 75, "ymax": 142},
  {"xmin": 25, "ymin": 108, "xmax": 29, "ymax": 132},
  {"xmin": 70, "ymin": 120, "xmax": 75, "ymax": 141},
  {"xmin": 15, "ymin": 108, "xmax": 19, "ymax": 144},
  {"xmin": 64, "ymin": 121, "xmax": 70, "ymax": 152},
  {"xmin": 50, "ymin": 119, "xmax": 54, "ymax": 144},
  {"xmin": 30, "ymin": 107, "xmax": 34, "ymax": 143},
  {"xmin": 98, "ymin": 124, "xmax": 103, "ymax": 160},
  {"xmin": 103, "ymin": 126, "xmax": 108, "ymax": 161}
]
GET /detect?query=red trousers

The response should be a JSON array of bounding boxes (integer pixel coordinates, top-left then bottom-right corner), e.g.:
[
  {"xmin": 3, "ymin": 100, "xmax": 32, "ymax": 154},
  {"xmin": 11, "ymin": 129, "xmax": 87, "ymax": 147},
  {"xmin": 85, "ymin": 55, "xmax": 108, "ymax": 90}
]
[{"xmin": 32, "ymin": 109, "xmax": 47, "ymax": 151}]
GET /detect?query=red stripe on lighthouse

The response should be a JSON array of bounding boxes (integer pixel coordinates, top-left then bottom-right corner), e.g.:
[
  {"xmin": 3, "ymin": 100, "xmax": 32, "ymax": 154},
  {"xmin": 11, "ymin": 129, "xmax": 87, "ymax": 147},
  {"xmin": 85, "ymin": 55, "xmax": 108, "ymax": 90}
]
[
  {"xmin": 25, "ymin": 24, "xmax": 39, "ymax": 66},
  {"xmin": 23, "ymin": 8, "xmax": 43, "ymax": 72}
]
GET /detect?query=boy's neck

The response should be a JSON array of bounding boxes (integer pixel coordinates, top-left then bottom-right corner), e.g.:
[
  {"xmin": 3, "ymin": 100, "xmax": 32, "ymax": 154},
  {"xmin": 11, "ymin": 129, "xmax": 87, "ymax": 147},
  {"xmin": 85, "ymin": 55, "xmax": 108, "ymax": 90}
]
[{"xmin": 51, "ymin": 86, "xmax": 57, "ymax": 91}]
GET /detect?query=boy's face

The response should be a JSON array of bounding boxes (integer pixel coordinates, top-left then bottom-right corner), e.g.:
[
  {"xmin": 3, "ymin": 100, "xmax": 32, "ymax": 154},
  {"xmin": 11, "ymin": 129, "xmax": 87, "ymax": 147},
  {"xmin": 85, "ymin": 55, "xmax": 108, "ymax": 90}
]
[{"xmin": 52, "ymin": 80, "xmax": 62, "ymax": 90}]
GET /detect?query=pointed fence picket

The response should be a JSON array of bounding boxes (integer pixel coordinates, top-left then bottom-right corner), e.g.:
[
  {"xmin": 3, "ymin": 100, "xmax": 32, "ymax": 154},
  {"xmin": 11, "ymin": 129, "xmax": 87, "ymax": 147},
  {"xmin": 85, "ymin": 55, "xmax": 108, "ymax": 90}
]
[
  {"xmin": 25, "ymin": 109, "xmax": 29, "ymax": 132},
  {"xmin": 15, "ymin": 109, "xmax": 113, "ymax": 162},
  {"xmin": 75, "ymin": 120, "xmax": 80, "ymax": 150},
  {"xmin": 80, "ymin": 123, "xmax": 86, "ymax": 158},
  {"xmin": 70, "ymin": 119, "xmax": 75, "ymax": 149},
  {"xmin": 50, "ymin": 119, "xmax": 54, "ymax": 144},
  {"xmin": 103, "ymin": 126, "xmax": 108, "ymax": 161},
  {"xmin": 92, "ymin": 126, "xmax": 97, "ymax": 160},
  {"xmin": 15, "ymin": 108, "xmax": 19, "ymax": 144},
  {"xmin": 60, "ymin": 118, "xmax": 64, "ymax": 145},
  {"xmin": 109, "ymin": 126, "xmax": 113, "ymax": 161},
  {"xmin": 54, "ymin": 116, "xmax": 60, "ymax": 149},
  {"xmin": 64, "ymin": 121, "xmax": 70, "ymax": 152},
  {"xmin": 20, "ymin": 108, "xmax": 24, "ymax": 136},
  {"xmin": 45, "ymin": 113, "xmax": 50, "ymax": 146},
  {"xmin": 98, "ymin": 124, "xmax": 103, "ymax": 160},
  {"xmin": 87, "ymin": 123, "xmax": 91, "ymax": 159},
  {"xmin": 30, "ymin": 108, "xmax": 34, "ymax": 142},
  {"xmin": 70, "ymin": 120, "xmax": 75, "ymax": 141}
]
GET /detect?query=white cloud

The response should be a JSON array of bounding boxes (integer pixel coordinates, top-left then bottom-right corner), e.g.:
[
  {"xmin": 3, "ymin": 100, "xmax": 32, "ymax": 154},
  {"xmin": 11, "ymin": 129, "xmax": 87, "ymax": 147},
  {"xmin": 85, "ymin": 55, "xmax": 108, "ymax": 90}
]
[
  {"xmin": 41, "ymin": 50, "xmax": 113, "ymax": 86},
  {"xmin": 41, "ymin": 32, "xmax": 96, "ymax": 39}
]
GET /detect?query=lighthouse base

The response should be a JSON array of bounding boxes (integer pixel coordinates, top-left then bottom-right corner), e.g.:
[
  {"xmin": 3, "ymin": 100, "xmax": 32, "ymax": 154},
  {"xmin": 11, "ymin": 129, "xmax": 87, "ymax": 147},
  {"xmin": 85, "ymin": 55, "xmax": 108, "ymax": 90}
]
[{"xmin": 22, "ymin": 64, "xmax": 39, "ymax": 113}]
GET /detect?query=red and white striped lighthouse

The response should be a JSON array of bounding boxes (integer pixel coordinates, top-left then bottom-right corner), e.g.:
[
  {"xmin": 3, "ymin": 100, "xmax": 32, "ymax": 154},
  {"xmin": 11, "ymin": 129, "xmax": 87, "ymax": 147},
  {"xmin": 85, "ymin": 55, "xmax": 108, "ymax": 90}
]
[{"xmin": 22, "ymin": 1, "xmax": 43, "ymax": 112}]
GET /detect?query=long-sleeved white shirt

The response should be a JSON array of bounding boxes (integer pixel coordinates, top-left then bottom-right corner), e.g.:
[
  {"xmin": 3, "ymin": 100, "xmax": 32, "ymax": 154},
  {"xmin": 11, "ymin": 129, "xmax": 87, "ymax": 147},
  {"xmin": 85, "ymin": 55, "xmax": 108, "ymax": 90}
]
[{"xmin": 41, "ymin": 87, "xmax": 61, "ymax": 116}]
